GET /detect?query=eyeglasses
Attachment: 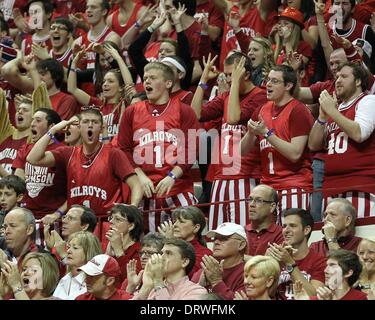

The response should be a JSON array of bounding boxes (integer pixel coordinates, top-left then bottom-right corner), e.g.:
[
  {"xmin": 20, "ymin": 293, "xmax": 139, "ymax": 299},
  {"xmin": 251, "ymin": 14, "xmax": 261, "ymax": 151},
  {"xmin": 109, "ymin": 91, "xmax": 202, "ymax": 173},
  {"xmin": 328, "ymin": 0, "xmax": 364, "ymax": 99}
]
[
  {"xmin": 140, "ymin": 250, "xmax": 159, "ymax": 257},
  {"xmin": 213, "ymin": 235, "xmax": 244, "ymax": 242},
  {"xmin": 62, "ymin": 215, "xmax": 78, "ymax": 222},
  {"xmin": 107, "ymin": 215, "xmax": 128, "ymax": 224},
  {"xmin": 246, "ymin": 197, "xmax": 274, "ymax": 206},
  {"xmin": 266, "ymin": 77, "xmax": 284, "ymax": 85},
  {"xmin": 50, "ymin": 25, "xmax": 68, "ymax": 31}
]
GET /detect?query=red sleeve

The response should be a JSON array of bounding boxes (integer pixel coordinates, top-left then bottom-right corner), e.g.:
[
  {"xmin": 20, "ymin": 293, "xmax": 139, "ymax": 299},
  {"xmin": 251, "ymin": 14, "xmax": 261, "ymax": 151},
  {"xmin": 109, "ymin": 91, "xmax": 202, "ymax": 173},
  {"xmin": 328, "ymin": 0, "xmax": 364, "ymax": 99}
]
[
  {"xmin": 177, "ymin": 103, "xmax": 201, "ymax": 173},
  {"xmin": 186, "ymin": 22, "xmax": 202, "ymax": 59},
  {"xmin": 297, "ymin": 41, "xmax": 313, "ymax": 59},
  {"xmin": 236, "ymin": 30, "xmax": 251, "ymax": 53},
  {"xmin": 289, "ymin": 104, "xmax": 314, "ymax": 138},
  {"xmin": 117, "ymin": 105, "xmax": 137, "ymax": 167},
  {"xmin": 309, "ymin": 255, "xmax": 327, "ymax": 283},
  {"xmin": 12, "ymin": 144, "xmax": 27, "ymax": 170},
  {"xmin": 115, "ymin": 242, "xmax": 141, "ymax": 282},
  {"xmin": 56, "ymin": 95, "xmax": 80, "ymax": 120},
  {"xmin": 51, "ymin": 146, "xmax": 74, "ymax": 169},
  {"xmin": 309, "ymin": 81, "xmax": 331, "ymax": 102},
  {"xmin": 305, "ymin": 16, "xmax": 317, "ymax": 29},
  {"xmin": 88, "ymin": 96, "xmax": 102, "ymax": 107},
  {"xmin": 200, "ymin": 94, "xmax": 225, "ymax": 122},
  {"xmin": 110, "ymin": 147, "xmax": 135, "ymax": 180},
  {"xmin": 208, "ymin": 6, "xmax": 224, "ymax": 29},
  {"xmin": 238, "ymin": 90, "xmax": 267, "ymax": 124}
]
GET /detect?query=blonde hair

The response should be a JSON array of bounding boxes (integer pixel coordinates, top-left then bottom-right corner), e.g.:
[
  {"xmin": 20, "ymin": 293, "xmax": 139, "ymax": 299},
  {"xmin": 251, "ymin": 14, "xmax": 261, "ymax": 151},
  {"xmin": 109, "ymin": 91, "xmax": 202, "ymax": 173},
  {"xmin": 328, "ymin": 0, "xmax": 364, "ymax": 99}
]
[
  {"xmin": 357, "ymin": 237, "xmax": 375, "ymax": 283},
  {"xmin": 22, "ymin": 252, "xmax": 60, "ymax": 298},
  {"xmin": 144, "ymin": 62, "xmax": 175, "ymax": 84},
  {"xmin": 249, "ymin": 36, "xmax": 275, "ymax": 78},
  {"xmin": 244, "ymin": 255, "xmax": 280, "ymax": 296},
  {"xmin": 67, "ymin": 231, "xmax": 103, "ymax": 270},
  {"xmin": 274, "ymin": 23, "xmax": 302, "ymax": 63}
]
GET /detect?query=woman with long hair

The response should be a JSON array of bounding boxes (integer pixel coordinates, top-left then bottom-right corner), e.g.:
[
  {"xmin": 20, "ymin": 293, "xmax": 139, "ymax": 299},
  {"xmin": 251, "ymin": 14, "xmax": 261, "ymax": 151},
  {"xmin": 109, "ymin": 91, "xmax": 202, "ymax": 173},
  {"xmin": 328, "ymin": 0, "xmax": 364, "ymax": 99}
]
[
  {"xmin": 247, "ymin": 36, "xmax": 275, "ymax": 87},
  {"xmin": 53, "ymin": 231, "xmax": 103, "ymax": 300},
  {"xmin": 272, "ymin": 7, "xmax": 314, "ymax": 86},
  {"xmin": 68, "ymin": 43, "xmax": 134, "ymax": 137}
]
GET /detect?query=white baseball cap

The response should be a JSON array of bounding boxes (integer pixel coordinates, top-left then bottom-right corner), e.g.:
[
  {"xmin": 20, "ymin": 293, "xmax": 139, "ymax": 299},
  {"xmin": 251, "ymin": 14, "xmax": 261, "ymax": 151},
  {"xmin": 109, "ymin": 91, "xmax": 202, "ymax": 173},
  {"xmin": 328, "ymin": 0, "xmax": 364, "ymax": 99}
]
[
  {"xmin": 78, "ymin": 254, "xmax": 121, "ymax": 277},
  {"xmin": 207, "ymin": 222, "xmax": 247, "ymax": 242}
]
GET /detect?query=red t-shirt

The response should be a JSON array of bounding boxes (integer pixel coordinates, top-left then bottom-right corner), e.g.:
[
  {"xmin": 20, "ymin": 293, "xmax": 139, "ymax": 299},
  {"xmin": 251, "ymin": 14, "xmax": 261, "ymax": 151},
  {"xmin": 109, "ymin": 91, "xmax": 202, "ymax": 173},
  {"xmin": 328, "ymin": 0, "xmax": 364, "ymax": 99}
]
[
  {"xmin": 310, "ymin": 235, "xmax": 363, "ymax": 257},
  {"xmin": 0, "ymin": 136, "xmax": 28, "ymax": 175},
  {"xmin": 115, "ymin": 242, "xmax": 142, "ymax": 284},
  {"xmin": 12, "ymin": 143, "xmax": 67, "ymax": 219},
  {"xmin": 277, "ymin": 249, "xmax": 327, "ymax": 300},
  {"xmin": 88, "ymin": 97, "xmax": 122, "ymax": 136},
  {"xmin": 192, "ymin": 261, "xmax": 245, "ymax": 300},
  {"xmin": 76, "ymin": 289, "xmax": 132, "ymax": 300},
  {"xmin": 254, "ymin": 99, "xmax": 314, "ymax": 190},
  {"xmin": 189, "ymin": 238, "xmax": 212, "ymax": 279},
  {"xmin": 246, "ymin": 223, "xmax": 284, "ymax": 256},
  {"xmin": 118, "ymin": 99, "xmax": 199, "ymax": 196},
  {"xmin": 310, "ymin": 288, "xmax": 368, "ymax": 300},
  {"xmin": 49, "ymin": 91, "xmax": 80, "ymax": 120},
  {"xmin": 52, "ymin": 144, "xmax": 134, "ymax": 215}
]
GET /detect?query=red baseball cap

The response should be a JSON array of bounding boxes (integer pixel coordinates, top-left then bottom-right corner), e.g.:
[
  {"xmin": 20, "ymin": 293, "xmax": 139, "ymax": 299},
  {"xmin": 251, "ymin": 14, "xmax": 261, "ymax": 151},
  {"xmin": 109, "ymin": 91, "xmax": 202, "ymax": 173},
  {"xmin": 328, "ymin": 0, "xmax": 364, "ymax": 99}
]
[
  {"xmin": 79, "ymin": 254, "xmax": 121, "ymax": 277},
  {"xmin": 279, "ymin": 7, "xmax": 304, "ymax": 28}
]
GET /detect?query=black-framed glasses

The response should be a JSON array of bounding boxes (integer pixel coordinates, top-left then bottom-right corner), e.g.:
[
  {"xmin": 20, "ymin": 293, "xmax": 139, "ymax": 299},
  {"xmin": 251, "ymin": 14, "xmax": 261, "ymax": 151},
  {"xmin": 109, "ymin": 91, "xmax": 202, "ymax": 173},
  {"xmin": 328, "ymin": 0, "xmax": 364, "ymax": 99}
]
[{"xmin": 246, "ymin": 197, "xmax": 274, "ymax": 206}]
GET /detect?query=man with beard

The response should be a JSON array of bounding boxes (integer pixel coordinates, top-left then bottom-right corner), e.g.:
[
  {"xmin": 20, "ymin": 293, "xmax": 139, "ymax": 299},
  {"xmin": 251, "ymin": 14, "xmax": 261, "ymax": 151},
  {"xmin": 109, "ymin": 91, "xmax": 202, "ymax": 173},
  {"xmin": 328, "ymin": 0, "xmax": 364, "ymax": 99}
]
[
  {"xmin": 267, "ymin": 208, "xmax": 326, "ymax": 300},
  {"xmin": 26, "ymin": 108, "xmax": 142, "ymax": 237},
  {"xmin": 309, "ymin": 62, "xmax": 375, "ymax": 218}
]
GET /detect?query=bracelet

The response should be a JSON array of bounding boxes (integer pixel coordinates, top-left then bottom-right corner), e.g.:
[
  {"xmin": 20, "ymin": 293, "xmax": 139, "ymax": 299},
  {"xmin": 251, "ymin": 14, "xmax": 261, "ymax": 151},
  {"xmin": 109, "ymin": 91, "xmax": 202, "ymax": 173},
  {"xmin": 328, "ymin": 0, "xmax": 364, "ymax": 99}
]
[
  {"xmin": 56, "ymin": 209, "xmax": 65, "ymax": 218},
  {"xmin": 198, "ymin": 82, "xmax": 209, "ymax": 90},
  {"xmin": 154, "ymin": 284, "xmax": 166, "ymax": 291},
  {"xmin": 13, "ymin": 286, "xmax": 24, "ymax": 294},
  {"xmin": 326, "ymin": 238, "xmax": 338, "ymax": 244},
  {"xmin": 70, "ymin": 68, "xmax": 77, "ymax": 72},
  {"xmin": 147, "ymin": 26, "xmax": 154, "ymax": 33},
  {"xmin": 101, "ymin": 136, "xmax": 111, "ymax": 141},
  {"xmin": 47, "ymin": 131, "xmax": 60, "ymax": 144},
  {"xmin": 264, "ymin": 128, "xmax": 275, "ymax": 139},
  {"xmin": 134, "ymin": 20, "xmax": 141, "ymax": 29},
  {"xmin": 316, "ymin": 118, "xmax": 327, "ymax": 125},
  {"xmin": 167, "ymin": 171, "xmax": 177, "ymax": 180}
]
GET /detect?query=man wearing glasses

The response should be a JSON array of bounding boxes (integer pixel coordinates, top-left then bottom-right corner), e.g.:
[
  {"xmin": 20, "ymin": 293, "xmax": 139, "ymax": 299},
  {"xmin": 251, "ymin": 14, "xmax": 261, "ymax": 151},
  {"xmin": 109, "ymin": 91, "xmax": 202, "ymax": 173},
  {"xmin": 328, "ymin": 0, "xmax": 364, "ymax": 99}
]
[
  {"xmin": 245, "ymin": 184, "xmax": 283, "ymax": 256},
  {"xmin": 241, "ymin": 65, "xmax": 314, "ymax": 223},
  {"xmin": 191, "ymin": 222, "xmax": 247, "ymax": 300}
]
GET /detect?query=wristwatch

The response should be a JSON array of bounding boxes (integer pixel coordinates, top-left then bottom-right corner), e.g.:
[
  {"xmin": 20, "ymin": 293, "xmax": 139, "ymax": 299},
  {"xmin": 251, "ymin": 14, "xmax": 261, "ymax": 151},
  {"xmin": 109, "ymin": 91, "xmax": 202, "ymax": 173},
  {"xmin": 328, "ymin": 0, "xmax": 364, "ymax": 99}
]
[
  {"xmin": 326, "ymin": 238, "xmax": 338, "ymax": 244},
  {"xmin": 286, "ymin": 263, "xmax": 297, "ymax": 274}
]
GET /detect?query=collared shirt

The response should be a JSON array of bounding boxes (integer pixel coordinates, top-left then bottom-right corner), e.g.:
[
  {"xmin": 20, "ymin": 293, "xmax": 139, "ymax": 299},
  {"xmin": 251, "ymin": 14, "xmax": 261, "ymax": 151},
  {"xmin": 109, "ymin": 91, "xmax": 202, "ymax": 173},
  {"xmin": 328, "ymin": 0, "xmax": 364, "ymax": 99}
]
[
  {"xmin": 53, "ymin": 272, "xmax": 87, "ymax": 300},
  {"xmin": 310, "ymin": 235, "xmax": 362, "ymax": 257},
  {"xmin": 133, "ymin": 276, "xmax": 207, "ymax": 300},
  {"xmin": 246, "ymin": 222, "xmax": 284, "ymax": 256}
]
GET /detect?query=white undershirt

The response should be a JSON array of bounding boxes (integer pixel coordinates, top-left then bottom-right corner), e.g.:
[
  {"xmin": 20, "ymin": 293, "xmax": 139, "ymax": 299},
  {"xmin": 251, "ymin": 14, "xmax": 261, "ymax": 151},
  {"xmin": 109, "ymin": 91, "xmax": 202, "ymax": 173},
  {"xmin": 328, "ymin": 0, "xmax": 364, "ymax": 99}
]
[{"xmin": 339, "ymin": 94, "xmax": 375, "ymax": 142}]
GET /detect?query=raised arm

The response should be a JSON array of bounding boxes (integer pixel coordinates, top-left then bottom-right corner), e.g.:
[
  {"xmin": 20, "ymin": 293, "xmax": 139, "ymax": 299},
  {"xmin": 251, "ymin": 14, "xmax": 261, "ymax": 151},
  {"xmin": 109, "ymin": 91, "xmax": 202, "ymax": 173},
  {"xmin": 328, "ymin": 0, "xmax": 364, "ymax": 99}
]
[
  {"xmin": 26, "ymin": 119, "xmax": 77, "ymax": 166},
  {"xmin": 0, "ymin": 88, "xmax": 15, "ymax": 145},
  {"xmin": 67, "ymin": 50, "xmax": 91, "ymax": 106},
  {"xmin": 104, "ymin": 44, "xmax": 134, "ymax": 86},
  {"xmin": 314, "ymin": 0, "xmax": 333, "ymax": 67},
  {"xmin": 227, "ymin": 57, "xmax": 245, "ymax": 124},
  {"xmin": 191, "ymin": 53, "xmax": 219, "ymax": 119}
]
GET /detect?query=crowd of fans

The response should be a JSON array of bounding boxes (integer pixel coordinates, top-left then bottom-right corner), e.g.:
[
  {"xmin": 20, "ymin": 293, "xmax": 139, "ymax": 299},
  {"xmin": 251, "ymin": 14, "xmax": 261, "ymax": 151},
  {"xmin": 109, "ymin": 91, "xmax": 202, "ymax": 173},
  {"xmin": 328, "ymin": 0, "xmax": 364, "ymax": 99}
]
[{"xmin": 0, "ymin": 0, "xmax": 375, "ymax": 300}]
